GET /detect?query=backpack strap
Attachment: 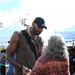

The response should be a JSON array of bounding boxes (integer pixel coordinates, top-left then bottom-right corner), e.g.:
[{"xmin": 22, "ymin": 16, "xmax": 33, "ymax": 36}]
[{"xmin": 22, "ymin": 30, "xmax": 38, "ymax": 60}]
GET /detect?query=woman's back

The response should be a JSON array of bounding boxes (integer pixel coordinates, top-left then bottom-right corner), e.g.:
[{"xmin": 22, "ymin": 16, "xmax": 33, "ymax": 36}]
[{"xmin": 30, "ymin": 56, "xmax": 70, "ymax": 75}]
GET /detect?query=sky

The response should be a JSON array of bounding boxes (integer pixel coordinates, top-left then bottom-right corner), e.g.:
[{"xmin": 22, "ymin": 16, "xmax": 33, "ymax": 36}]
[{"xmin": 0, "ymin": 0, "xmax": 75, "ymax": 46}]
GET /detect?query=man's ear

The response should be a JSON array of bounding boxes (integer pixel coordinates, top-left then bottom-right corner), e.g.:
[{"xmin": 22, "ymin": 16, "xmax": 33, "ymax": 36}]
[{"xmin": 32, "ymin": 22, "xmax": 35, "ymax": 26}]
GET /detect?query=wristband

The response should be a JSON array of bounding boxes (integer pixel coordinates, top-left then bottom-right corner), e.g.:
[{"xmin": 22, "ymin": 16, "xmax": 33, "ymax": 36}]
[{"xmin": 20, "ymin": 65, "xmax": 23, "ymax": 71}]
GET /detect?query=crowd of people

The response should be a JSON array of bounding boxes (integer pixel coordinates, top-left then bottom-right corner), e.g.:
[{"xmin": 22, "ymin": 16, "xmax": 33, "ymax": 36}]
[{"xmin": 0, "ymin": 17, "xmax": 75, "ymax": 75}]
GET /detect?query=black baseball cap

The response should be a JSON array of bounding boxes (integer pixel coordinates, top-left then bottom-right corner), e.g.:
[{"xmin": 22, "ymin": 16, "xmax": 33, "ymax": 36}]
[{"xmin": 33, "ymin": 17, "xmax": 47, "ymax": 29}]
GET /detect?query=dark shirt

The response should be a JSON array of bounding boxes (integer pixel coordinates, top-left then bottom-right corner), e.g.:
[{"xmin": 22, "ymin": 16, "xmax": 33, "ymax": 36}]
[{"xmin": 70, "ymin": 56, "xmax": 75, "ymax": 73}]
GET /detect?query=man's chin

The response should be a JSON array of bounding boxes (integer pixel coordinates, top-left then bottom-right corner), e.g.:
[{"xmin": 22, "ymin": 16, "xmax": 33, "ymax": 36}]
[
  {"xmin": 34, "ymin": 33, "xmax": 40, "ymax": 35},
  {"xmin": 36, "ymin": 33, "xmax": 41, "ymax": 35},
  {"xmin": 34, "ymin": 32, "xmax": 41, "ymax": 35}
]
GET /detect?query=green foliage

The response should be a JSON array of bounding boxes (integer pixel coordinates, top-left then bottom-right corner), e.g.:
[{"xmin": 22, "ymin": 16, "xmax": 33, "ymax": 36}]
[{"xmin": 0, "ymin": 47, "xmax": 6, "ymax": 52}]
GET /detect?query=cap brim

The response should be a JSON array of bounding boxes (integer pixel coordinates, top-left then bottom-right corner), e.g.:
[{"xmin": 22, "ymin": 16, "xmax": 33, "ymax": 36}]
[
  {"xmin": 38, "ymin": 24, "xmax": 47, "ymax": 29},
  {"xmin": 43, "ymin": 26, "xmax": 47, "ymax": 29}
]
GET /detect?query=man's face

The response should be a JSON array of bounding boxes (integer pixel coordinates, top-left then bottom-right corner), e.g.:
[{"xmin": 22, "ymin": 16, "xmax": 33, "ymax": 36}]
[{"xmin": 32, "ymin": 23, "xmax": 44, "ymax": 35}]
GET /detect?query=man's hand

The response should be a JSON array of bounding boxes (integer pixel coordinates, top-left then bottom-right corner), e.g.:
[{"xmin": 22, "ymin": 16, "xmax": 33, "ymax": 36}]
[{"xmin": 22, "ymin": 66, "xmax": 31, "ymax": 75}]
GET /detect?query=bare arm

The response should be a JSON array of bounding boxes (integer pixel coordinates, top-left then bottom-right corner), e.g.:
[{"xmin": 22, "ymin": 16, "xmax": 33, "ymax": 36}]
[
  {"xmin": 6, "ymin": 31, "xmax": 31, "ymax": 75},
  {"xmin": 6, "ymin": 31, "xmax": 21, "ymax": 70}
]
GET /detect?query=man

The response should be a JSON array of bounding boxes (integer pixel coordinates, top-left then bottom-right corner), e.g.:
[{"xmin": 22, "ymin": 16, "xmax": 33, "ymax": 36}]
[{"xmin": 6, "ymin": 17, "xmax": 47, "ymax": 75}]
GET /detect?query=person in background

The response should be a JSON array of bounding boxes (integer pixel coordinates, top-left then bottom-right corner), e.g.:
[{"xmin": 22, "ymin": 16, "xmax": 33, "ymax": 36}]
[
  {"xmin": 69, "ymin": 48, "xmax": 75, "ymax": 75},
  {"xmin": 0, "ymin": 49, "xmax": 6, "ymax": 75},
  {"xmin": 7, "ymin": 53, "xmax": 16, "ymax": 75},
  {"xmin": 6, "ymin": 17, "xmax": 47, "ymax": 75},
  {"xmin": 29, "ymin": 34, "xmax": 70, "ymax": 75}
]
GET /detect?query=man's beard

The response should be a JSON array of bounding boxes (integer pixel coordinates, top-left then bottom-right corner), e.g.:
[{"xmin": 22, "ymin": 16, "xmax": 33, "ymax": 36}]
[{"xmin": 32, "ymin": 27, "xmax": 41, "ymax": 35}]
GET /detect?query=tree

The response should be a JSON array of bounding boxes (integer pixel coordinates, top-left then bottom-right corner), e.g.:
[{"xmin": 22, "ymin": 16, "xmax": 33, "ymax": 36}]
[
  {"xmin": 19, "ymin": 18, "xmax": 30, "ymax": 28},
  {"xmin": 0, "ymin": 22, "xmax": 3, "ymax": 28}
]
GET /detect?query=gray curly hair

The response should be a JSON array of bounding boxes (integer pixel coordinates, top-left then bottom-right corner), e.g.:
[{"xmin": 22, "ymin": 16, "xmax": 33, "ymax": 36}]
[{"xmin": 42, "ymin": 34, "xmax": 69, "ymax": 59}]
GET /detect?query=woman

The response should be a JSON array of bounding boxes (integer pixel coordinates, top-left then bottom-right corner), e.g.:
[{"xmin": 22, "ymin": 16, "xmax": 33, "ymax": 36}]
[{"xmin": 30, "ymin": 34, "xmax": 70, "ymax": 75}]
